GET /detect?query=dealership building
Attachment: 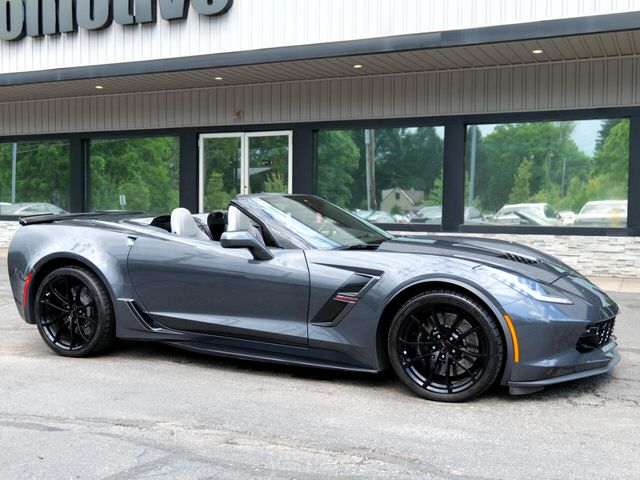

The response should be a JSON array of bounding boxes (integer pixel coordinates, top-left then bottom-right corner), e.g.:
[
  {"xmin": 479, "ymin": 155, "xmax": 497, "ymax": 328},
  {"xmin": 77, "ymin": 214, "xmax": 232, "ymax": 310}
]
[{"xmin": 0, "ymin": 0, "xmax": 639, "ymax": 277}]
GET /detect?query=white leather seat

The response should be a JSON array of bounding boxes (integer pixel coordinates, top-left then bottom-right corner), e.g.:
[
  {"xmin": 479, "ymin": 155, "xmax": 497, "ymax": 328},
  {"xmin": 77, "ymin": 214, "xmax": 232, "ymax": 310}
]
[
  {"xmin": 227, "ymin": 205, "xmax": 265, "ymax": 243},
  {"xmin": 170, "ymin": 208, "xmax": 210, "ymax": 240}
]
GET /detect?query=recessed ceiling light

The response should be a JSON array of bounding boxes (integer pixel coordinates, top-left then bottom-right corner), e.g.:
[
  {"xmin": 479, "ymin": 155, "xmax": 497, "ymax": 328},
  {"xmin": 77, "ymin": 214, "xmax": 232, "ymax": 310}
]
[
  {"xmin": 214, "ymin": 76, "xmax": 224, "ymax": 80},
  {"xmin": 353, "ymin": 64, "xmax": 363, "ymax": 69},
  {"xmin": 532, "ymin": 49, "xmax": 543, "ymax": 55},
  {"xmin": 95, "ymin": 85, "xmax": 104, "ymax": 90}
]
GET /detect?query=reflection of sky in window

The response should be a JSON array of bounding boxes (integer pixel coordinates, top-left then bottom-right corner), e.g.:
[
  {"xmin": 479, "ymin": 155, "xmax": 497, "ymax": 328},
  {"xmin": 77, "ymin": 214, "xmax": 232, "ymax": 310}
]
[
  {"xmin": 476, "ymin": 119, "xmax": 605, "ymax": 156},
  {"xmin": 402, "ymin": 126, "xmax": 445, "ymax": 140}
]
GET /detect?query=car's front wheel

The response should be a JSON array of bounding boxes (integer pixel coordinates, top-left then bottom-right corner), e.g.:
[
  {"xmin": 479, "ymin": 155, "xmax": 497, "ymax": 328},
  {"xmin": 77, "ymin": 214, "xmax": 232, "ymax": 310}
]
[
  {"xmin": 388, "ymin": 290, "xmax": 504, "ymax": 402},
  {"xmin": 34, "ymin": 266, "xmax": 115, "ymax": 357}
]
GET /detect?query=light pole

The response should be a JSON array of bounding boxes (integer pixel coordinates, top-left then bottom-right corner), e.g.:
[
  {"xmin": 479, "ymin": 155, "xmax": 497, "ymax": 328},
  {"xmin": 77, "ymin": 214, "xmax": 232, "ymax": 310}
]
[
  {"xmin": 11, "ymin": 143, "xmax": 17, "ymax": 203},
  {"xmin": 468, "ymin": 126, "xmax": 477, "ymax": 207},
  {"xmin": 364, "ymin": 129, "xmax": 377, "ymax": 210}
]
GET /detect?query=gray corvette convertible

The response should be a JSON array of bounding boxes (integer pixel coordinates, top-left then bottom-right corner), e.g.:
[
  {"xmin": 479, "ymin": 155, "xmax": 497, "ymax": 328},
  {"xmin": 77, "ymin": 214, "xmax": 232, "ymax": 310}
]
[{"xmin": 7, "ymin": 194, "xmax": 619, "ymax": 402}]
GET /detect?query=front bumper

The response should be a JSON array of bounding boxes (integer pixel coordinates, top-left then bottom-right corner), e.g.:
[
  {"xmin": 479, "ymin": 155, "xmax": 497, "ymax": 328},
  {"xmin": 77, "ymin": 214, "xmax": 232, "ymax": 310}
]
[
  {"xmin": 508, "ymin": 340, "xmax": 620, "ymax": 395},
  {"xmin": 496, "ymin": 282, "xmax": 621, "ymax": 395}
]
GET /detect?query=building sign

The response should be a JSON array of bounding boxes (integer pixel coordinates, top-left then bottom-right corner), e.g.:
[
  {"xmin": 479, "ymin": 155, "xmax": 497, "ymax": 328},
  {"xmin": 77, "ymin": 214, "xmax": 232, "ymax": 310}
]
[{"xmin": 0, "ymin": 0, "xmax": 233, "ymax": 41}]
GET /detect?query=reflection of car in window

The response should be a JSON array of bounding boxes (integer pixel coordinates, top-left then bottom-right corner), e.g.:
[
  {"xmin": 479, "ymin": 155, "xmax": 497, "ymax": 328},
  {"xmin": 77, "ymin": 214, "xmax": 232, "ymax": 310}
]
[
  {"xmin": 2, "ymin": 203, "xmax": 67, "ymax": 216},
  {"xmin": 557, "ymin": 211, "xmax": 577, "ymax": 225},
  {"xmin": 351, "ymin": 209, "xmax": 409, "ymax": 224},
  {"xmin": 410, "ymin": 205, "xmax": 484, "ymax": 224},
  {"xmin": 493, "ymin": 203, "xmax": 560, "ymax": 226},
  {"xmin": 363, "ymin": 211, "xmax": 396, "ymax": 224},
  {"xmin": 575, "ymin": 200, "xmax": 627, "ymax": 227}
]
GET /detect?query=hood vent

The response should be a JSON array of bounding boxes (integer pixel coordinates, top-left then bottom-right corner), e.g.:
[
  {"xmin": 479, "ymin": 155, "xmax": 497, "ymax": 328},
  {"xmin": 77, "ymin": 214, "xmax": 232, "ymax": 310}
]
[{"xmin": 499, "ymin": 252, "xmax": 540, "ymax": 265}]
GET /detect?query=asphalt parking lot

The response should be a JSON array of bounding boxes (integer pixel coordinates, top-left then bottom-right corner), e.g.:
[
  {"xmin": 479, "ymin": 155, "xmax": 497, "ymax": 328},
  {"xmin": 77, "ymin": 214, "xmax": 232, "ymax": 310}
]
[{"xmin": 0, "ymin": 256, "xmax": 639, "ymax": 480}]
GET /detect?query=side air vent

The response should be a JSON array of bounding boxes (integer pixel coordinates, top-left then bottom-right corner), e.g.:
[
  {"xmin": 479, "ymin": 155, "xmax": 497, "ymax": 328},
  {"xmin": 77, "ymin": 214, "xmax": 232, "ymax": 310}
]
[
  {"xmin": 127, "ymin": 300, "xmax": 163, "ymax": 330},
  {"xmin": 499, "ymin": 252, "xmax": 540, "ymax": 265},
  {"xmin": 311, "ymin": 273, "xmax": 380, "ymax": 327}
]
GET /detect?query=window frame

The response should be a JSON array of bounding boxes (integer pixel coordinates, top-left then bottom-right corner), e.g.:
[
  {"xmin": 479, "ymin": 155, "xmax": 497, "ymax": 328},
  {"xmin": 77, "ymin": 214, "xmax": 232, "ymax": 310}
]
[
  {"xmin": 309, "ymin": 109, "xmax": 639, "ymax": 237},
  {"xmin": 86, "ymin": 134, "xmax": 182, "ymax": 215},
  {"xmin": 0, "ymin": 108, "xmax": 637, "ymax": 237},
  {"xmin": 458, "ymin": 116, "xmax": 631, "ymax": 233},
  {"xmin": 0, "ymin": 138, "xmax": 73, "ymax": 218},
  {"xmin": 313, "ymin": 123, "xmax": 447, "ymax": 228}
]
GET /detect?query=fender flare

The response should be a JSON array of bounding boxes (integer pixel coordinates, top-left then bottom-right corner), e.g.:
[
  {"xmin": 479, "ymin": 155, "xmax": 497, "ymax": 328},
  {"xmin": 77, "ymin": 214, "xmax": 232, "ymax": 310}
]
[
  {"xmin": 381, "ymin": 274, "xmax": 516, "ymax": 385},
  {"xmin": 27, "ymin": 252, "xmax": 118, "ymax": 324}
]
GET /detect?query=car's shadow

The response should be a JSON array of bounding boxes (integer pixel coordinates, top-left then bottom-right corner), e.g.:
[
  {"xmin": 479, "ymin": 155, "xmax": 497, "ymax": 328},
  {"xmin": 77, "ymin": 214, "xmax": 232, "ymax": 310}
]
[
  {"xmin": 109, "ymin": 339, "xmax": 399, "ymax": 388},
  {"xmin": 106, "ymin": 340, "xmax": 619, "ymax": 403}
]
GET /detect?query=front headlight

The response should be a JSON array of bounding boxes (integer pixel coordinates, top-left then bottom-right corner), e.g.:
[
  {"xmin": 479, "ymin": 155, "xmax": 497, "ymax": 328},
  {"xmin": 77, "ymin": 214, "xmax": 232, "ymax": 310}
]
[{"xmin": 476, "ymin": 266, "xmax": 573, "ymax": 305}]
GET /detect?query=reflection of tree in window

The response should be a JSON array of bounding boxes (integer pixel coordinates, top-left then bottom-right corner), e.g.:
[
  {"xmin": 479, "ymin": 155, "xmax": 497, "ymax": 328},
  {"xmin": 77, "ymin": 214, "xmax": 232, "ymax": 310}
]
[
  {"xmin": 316, "ymin": 127, "xmax": 444, "ymax": 213},
  {"xmin": 203, "ymin": 137, "xmax": 240, "ymax": 211},
  {"xmin": 248, "ymin": 136, "xmax": 289, "ymax": 194},
  {"xmin": 464, "ymin": 119, "xmax": 629, "ymax": 226},
  {"xmin": 90, "ymin": 137, "xmax": 179, "ymax": 215},
  {"xmin": 0, "ymin": 141, "xmax": 70, "ymax": 211}
]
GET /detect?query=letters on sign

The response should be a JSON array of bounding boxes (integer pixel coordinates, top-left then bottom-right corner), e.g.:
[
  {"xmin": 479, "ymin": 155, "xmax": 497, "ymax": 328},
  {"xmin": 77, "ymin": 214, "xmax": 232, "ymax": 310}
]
[{"xmin": 0, "ymin": 0, "xmax": 233, "ymax": 41}]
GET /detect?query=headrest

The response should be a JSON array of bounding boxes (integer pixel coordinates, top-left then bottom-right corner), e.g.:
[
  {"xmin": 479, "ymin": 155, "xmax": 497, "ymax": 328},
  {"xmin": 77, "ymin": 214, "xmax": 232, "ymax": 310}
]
[{"xmin": 170, "ymin": 208, "xmax": 210, "ymax": 240}]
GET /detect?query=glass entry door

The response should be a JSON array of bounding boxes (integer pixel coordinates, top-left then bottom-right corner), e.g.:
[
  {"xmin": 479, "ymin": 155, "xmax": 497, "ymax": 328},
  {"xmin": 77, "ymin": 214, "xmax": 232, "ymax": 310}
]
[{"xmin": 199, "ymin": 131, "xmax": 292, "ymax": 212}]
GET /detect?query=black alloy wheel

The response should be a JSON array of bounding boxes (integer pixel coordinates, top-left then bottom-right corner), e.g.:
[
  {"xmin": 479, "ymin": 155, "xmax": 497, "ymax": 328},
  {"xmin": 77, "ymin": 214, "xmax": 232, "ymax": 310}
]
[
  {"xmin": 388, "ymin": 290, "xmax": 504, "ymax": 402},
  {"xmin": 34, "ymin": 266, "xmax": 115, "ymax": 357}
]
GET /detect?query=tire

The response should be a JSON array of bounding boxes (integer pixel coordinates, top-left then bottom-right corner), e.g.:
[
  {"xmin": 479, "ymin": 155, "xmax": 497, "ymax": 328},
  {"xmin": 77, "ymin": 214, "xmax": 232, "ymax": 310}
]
[
  {"xmin": 34, "ymin": 266, "xmax": 115, "ymax": 357},
  {"xmin": 388, "ymin": 289, "xmax": 504, "ymax": 402}
]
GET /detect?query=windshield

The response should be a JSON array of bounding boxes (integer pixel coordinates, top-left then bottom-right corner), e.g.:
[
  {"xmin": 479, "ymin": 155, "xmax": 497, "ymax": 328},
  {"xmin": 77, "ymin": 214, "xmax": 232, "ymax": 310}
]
[{"xmin": 241, "ymin": 195, "xmax": 393, "ymax": 249}]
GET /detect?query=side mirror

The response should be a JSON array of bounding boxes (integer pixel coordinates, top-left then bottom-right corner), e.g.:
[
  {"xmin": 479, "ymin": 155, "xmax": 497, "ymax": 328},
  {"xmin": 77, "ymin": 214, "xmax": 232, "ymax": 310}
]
[{"xmin": 220, "ymin": 230, "xmax": 274, "ymax": 261}]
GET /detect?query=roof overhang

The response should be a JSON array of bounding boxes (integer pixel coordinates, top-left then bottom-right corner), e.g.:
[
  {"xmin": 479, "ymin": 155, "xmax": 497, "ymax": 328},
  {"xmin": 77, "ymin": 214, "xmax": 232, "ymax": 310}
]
[{"xmin": 2, "ymin": 11, "xmax": 640, "ymax": 103}]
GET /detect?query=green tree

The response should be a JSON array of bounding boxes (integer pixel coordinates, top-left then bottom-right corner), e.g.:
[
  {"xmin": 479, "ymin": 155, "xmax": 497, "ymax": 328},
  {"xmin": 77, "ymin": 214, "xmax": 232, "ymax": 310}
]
[
  {"xmin": 592, "ymin": 120, "xmax": 629, "ymax": 186},
  {"xmin": 315, "ymin": 130, "xmax": 360, "ymax": 207},
  {"xmin": 374, "ymin": 127, "xmax": 444, "ymax": 205},
  {"xmin": 556, "ymin": 119, "xmax": 629, "ymax": 212},
  {"xmin": 472, "ymin": 122, "xmax": 589, "ymax": 213},
  {"xmin": 427, "ymin": 175, "xmax": 443, "ymax": 205},
  {"xmin": 247, "ymin": 136, "xmax": 289, "ymax": 194},
  {"xmin": 0, "ymin": 141, "xmax": 70, "ymax": 209},
  {"xmin": 202, "ymin": 137, "xmax": 240, "ymax": 211},
  {"xmin": 90, "ymin": 136, "xmax": 179, "ymax": 214},
  {"xmin": 563, "ymin": 119, "xmax": 630, "ymax": 207},
  {"xmin": 204, "ymin": 172, "xmax": 233, "ymax": 210},
  {"xmin": 595, "ymin": 119, "xmax": 622, "ymax": 151},
  {"xmin": 263, "ymin": 171, "xmax": 287, "ymax": 193},
  {"xmin": 508, "ymin": 157, "xmax": 533, "ymax": 203}
]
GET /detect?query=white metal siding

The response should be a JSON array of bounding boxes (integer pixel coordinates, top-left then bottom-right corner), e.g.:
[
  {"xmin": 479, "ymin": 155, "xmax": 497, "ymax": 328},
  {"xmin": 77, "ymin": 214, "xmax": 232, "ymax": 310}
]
[
  {"xmin": 0, "ymin": 56, "xmax": 639, "ymax": 136},
  {"xmin": 1, "ymin": 0, "xmax": 640, "ymax": 74}
]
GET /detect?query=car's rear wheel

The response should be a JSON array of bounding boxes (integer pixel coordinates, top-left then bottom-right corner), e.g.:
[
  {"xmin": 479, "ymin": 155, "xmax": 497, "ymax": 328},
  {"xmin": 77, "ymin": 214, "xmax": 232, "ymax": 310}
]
[
  {"xmin": 388, "ymin": 290, "xmax": 504, "ymax": 402},
  {"xmin": 34, "ymin": 266, "xmax": 115, "ymax": 357}
]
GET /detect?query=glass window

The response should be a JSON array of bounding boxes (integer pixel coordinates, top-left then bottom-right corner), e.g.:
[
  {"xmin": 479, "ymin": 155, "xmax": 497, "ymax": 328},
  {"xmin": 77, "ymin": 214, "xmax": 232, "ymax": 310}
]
[
  {"xmin": 0, "ymin": 140, "xmax": 70, "ymax": 216},
  {"xmin": 315, "ymin": 127, "xmax": 445, "ymax": 224},
  {"xmin": 202, "ymin": 135, "xmax": 241, "ymax": 211},
  {"xmin": 465, "ymin": 119, "xmax": 629, "ymax": 228},
  {"xmin": 89, "ymin": 136, "xmax": 179, "ymax": 215},
  {"xmin": 248, "ymin": 134, "xmax": 290, "ymax": 194}
]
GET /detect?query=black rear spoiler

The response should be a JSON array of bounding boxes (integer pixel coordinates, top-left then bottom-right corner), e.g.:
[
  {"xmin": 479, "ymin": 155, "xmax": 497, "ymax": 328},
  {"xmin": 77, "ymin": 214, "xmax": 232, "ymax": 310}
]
[{"xmin": 19, "ymin": 211, "xmax": 147, "ymax": 226}]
